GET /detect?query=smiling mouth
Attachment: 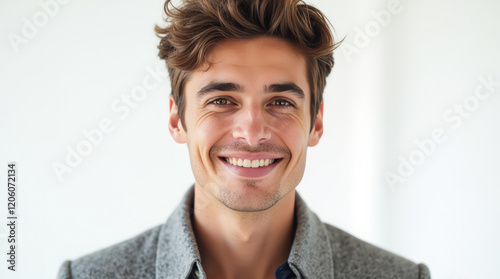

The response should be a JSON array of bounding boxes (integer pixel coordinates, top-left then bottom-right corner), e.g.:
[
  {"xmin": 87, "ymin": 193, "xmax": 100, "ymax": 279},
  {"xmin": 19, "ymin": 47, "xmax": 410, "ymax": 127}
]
[{"xmin": 221, "ymin": 157, "xmax": 281, "ymax": 168}]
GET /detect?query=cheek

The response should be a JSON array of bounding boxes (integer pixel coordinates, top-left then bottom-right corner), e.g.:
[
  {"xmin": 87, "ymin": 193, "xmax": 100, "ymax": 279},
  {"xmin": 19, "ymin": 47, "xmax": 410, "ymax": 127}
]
[
  {"xmin": 272, "ymin": 117, "xmax": 310, "ymax": 175},
  {"xmin": 271, "ymin": 116, "xmax": 310, "ymax": 146},
  {"xmin": 186, "ymin": 118, "xmax": 227, "ymax": 180},
  {"xmin": 188, "ymin": 115, "xmax": 231, "ymax": 155}
]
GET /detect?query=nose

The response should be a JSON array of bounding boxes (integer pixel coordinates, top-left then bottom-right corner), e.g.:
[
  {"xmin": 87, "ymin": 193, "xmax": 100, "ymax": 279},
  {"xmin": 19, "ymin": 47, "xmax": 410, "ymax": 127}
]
[{"xmin": 232, "ymin": 103, "xmax": 271, "ymax": 146}]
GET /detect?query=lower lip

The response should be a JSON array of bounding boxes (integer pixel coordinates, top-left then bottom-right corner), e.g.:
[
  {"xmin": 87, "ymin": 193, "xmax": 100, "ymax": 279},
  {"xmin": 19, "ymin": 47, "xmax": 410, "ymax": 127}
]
[{"xmin": 219, "ymin": 158, "xmax": 281, "ymax": 178}]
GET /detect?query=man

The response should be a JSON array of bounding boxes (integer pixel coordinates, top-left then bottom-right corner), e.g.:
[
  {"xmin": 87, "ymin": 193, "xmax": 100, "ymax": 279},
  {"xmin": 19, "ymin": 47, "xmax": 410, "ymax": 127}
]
[{"xmin": 58, "ymin": 0, "xmax": 431, "ymax": 278}]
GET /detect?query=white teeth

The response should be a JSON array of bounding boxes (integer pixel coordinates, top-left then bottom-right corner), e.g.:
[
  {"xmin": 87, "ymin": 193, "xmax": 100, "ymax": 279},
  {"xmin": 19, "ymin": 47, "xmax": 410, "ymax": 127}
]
[{"xmin": 224, "ymin": 157, "xmax": 276, "ymax": 168}]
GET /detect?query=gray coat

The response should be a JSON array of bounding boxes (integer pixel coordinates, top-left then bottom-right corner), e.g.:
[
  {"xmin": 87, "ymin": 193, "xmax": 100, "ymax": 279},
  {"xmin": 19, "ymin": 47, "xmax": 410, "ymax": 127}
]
[{"xmin": 57, "ymin": 187, "xmax": 431, "ymax": 279}]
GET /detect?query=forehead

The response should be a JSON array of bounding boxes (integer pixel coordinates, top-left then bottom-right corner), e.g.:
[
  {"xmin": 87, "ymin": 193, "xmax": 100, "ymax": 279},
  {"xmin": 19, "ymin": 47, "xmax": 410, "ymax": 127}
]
[
  {"xmin": 206, "ymin": 37, "xmax": 305, "ymax": 69},
  {"xmin": 186, "ymin": 37, "xmax": 309, "ymax": 94}
]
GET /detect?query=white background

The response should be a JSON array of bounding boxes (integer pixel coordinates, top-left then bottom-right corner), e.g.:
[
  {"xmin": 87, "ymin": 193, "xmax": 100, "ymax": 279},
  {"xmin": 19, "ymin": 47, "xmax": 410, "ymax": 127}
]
[{"xmin": 1, "ymin": 0, "xmax": 499, "ymax": 278}]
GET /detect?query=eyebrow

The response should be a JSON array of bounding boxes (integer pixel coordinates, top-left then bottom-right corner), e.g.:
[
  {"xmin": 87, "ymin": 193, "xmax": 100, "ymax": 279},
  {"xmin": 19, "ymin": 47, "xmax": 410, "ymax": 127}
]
[
  {"xmin": 197, "ymin": 82, "xmax": 243, "ymax": 97},
  {"xmin": 265, "ymin": 83, "xmax": 305, "ymax": 99},
  {"xmin": 197, "ymin": 81, "xmax": 305, "ymax": 99}
]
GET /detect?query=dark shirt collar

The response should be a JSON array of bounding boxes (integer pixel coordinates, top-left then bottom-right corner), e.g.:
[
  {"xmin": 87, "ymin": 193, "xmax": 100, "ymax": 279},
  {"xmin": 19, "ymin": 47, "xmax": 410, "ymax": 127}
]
[{"xmin": 155, "ymin": 186, "xmax": 334, "ymax": 279}]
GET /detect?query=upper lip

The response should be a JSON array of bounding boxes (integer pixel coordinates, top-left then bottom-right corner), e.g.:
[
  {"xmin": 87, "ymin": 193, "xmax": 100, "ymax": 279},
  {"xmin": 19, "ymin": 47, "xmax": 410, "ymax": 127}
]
[{"xmin": 218, "ymin": 152, "xmax": 283, "ymax": 160}]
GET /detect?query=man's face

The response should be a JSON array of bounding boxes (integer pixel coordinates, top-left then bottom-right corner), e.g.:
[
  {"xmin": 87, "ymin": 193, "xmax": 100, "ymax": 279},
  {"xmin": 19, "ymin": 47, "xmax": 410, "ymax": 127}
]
[{"xmin": 169, "ymin": 37, "xmax": 323, "ymax": 212}]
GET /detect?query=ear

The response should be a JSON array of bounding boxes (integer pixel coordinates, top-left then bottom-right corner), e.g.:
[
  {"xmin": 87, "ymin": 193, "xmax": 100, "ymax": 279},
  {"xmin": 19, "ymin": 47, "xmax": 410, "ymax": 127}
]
[
  {"xmin": 308, "ymin": 102, "xmax": 324, "ymax": 147},
  {"xmin": 168, "ymin": 95, "xmax": 187, "ymax": 144}
]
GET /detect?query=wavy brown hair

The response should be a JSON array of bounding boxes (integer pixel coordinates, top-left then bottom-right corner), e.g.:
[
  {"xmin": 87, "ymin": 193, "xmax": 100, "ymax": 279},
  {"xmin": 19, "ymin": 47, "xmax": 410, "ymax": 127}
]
[{"xmin": 155, "ymin": 0, "xmax": 339, "ymax": 130}]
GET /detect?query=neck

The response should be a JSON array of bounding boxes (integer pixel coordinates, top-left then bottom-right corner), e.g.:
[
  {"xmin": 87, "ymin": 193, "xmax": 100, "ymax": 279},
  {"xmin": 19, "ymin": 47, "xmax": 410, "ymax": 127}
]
[{"xmin": 192, "ymin": 184, "xmax": 296, "ymax": 279}]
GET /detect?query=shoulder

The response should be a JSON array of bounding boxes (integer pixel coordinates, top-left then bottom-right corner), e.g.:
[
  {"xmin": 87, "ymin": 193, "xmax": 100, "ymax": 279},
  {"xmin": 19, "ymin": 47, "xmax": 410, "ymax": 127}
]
[
  {"xmin": 57, "ymin": 225, "xmax": 162, "ymax": 279},
  {"xmin": 323, "ymin": 223, "xmax": 431, "ymax": 279}
]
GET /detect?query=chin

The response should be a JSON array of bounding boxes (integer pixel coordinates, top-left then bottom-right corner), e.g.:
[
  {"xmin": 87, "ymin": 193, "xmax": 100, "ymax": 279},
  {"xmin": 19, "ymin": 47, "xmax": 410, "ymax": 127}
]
[{"xmin": 216, "ymin": 180, "xmax": 284, "ymax": 212}]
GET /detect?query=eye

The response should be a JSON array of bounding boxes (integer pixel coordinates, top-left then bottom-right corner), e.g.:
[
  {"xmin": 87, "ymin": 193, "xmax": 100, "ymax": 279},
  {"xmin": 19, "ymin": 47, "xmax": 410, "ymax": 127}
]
[
  {"xmin": 209, "ymin": 98, "xmax": 232, "ymax": 105},
  {"xmin": 270, "ymin": 99, "xmax": 293, "ymax": 107}
]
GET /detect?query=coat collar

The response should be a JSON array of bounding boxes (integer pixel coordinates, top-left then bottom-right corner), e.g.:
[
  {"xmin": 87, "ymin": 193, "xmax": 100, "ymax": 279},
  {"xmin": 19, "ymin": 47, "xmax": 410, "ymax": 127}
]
[
  {"xmin": 155, "ymin": 186, "xmax": 334, "ymax": 279},
  {"xmin": 155, "ymin": 187, "xmax": 205, "ymax": 279},
  {"xmin": 287, "ymin": 192, "xmax": 335, "ymax": 279}
]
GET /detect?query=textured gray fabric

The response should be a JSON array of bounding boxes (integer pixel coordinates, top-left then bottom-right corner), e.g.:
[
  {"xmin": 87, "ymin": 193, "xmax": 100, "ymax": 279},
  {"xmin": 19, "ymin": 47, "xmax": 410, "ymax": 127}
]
[{"xmin": 57, "ymin": 187, "xmax": 430, "ymax": 279}]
